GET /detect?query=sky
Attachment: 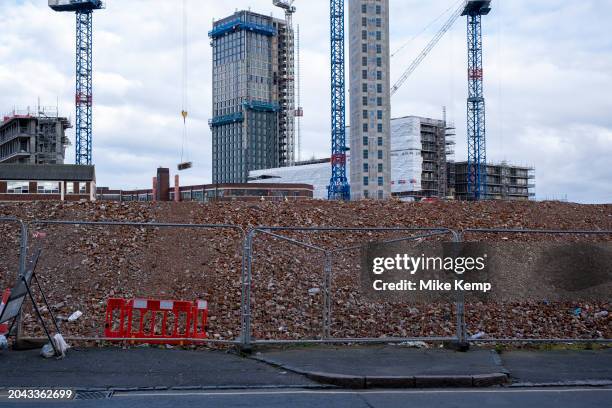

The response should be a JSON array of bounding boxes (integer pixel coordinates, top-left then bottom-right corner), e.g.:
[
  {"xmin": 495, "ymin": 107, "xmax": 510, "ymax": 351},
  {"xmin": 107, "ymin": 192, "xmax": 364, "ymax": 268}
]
[{"xmin": 0, "ymin": 0, "xmax": 610, "ymax": 203}]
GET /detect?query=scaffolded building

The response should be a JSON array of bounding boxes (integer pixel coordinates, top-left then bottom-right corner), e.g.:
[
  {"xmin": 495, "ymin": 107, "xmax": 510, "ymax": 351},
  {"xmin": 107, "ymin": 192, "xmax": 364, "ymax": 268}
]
[
  {"xmin": 209, "ymin": 10, "xmax": 296, "ymax": 184},
  {"xmin": 0, "ymin": 109, "xmax": 71, "ymax": 165},
  {"xmin": 452, "ymin": 161, "xmax": 535, "ymax": 201}
]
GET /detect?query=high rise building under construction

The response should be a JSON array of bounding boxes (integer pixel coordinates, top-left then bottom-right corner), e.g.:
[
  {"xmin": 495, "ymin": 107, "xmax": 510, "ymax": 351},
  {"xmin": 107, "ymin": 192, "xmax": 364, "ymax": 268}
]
[
  {"xmin": 209, "ymin": 10, "xmax": 295, "ymax": 184},
  {"xmin": 348, "ymin": 0, "xmax": 392, "ymax": 200}
]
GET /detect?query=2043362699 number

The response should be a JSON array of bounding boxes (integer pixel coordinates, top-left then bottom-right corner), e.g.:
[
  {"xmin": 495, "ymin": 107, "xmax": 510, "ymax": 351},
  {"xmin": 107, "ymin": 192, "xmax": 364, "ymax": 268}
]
[{"xmin": 8, "ymin": 389, "xmax": 74, "ymax": 399}]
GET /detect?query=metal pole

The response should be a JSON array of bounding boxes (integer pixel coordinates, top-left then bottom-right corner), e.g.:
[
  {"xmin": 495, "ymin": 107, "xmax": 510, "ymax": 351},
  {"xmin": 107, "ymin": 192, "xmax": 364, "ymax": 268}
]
[
  {"xmin": 323, "ymin": 252, "xmax": 332, "ymax": 339},
  {"xmin": 240, "ymin": 230, "xmax": 254, "ymax": 348}
]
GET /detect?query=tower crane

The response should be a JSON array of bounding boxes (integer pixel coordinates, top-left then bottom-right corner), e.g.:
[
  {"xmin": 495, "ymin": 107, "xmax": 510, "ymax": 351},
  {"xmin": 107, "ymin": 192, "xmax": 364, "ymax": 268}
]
[
  {"xmin": 391, "ymin": 0, "xmax": 466, "ymax": 96},
  {"xmin": 273, "ymin": 0, "xmax": 297, "ymax": 166},
  {"xmin": 49, "ymin": 0, "xmax": 104, "ymax": 166},
  {"xmin": 463, "ymin": 0, "xmax": 491, "ymax": 200},
  {"xmin": 327, "ymin": 0, "xmax": 350, "ymax": 200}
]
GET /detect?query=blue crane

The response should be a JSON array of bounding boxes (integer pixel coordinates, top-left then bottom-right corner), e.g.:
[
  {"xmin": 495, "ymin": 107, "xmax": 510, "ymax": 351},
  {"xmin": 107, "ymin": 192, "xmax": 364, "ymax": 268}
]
[
  {"xmin": 49, "ymin": 0, "xmax": 104, "ymax": 166},
  {"xmin": 463, "ymin": 0, "xmax": 491, "ymax": 200},
  {"xmin": 327, "ymin": 0, "xmax": 350, "ymax": 201}
]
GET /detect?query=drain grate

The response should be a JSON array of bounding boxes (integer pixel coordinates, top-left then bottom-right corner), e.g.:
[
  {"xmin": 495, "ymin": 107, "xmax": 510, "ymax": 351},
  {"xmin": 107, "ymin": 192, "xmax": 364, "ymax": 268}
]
[{"xmin": 74, "ymin": 391, "xmax": 114, "ymax": 400}]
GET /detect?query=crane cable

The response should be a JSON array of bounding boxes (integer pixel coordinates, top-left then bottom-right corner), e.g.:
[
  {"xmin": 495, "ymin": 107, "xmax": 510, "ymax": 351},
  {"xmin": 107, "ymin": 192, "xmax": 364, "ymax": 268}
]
[
  {"xmin": 391, "ymin": 0, "xmax": 463, "ymax": 58},
  {"xmin": 180, "ymin": 0, "xmax": 190, "ymax": 166}
]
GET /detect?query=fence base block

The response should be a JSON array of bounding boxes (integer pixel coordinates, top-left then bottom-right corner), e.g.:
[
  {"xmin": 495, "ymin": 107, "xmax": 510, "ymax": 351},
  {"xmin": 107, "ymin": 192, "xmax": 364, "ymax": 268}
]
[{"xmin": 443, "ymin": 341, "xmax": 470, "ymax": 352}]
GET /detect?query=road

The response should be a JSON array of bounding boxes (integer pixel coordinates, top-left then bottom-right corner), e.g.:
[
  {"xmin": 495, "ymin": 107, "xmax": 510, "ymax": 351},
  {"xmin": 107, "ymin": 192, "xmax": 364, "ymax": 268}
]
[{"xmin": 1, "ymin": 387, "xmax": 611, "ymax": 407}]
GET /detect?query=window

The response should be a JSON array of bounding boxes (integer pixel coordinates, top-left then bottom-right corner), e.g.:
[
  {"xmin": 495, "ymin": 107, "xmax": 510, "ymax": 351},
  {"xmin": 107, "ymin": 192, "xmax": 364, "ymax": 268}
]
[
  {"xmin": 363, "ymin": 163, "xmax": 369, "ymax": 173},
  {"xmin": 377, "ymin": 71, "xmax": 382, "ymax": 80},
  {"xmin": 363, "ymin": 136, "xmax": 368, "ymax": 146},
  {"xmin": 362, "ymin": 110, "xmax": 368, "ymax": 119},
  {"xmin": 79, "ymin": 182, "xmax": 87, "ymax": 194},
  {"xmin": 362, "ymin": 30, "xmax": 367, "ymax": 40},
  {"xmin": 376, "ymin": 18, "xmax": 382, "ymax": 28},
  {"xmin": 376, "ymin": 44, "xmax": 382, "ymax": 54},
  {"xmin": 378, "ymin": 150, "xmax": 383, "ymax": 160},
  {"xmin": 378, "ymin": 177, "xmax": 384, "ymax": 186},
  {"xmin": 362, "ymin": 43, "xmax": 367, "ymax": 53},
  {"xmin": 376, "ymin": 5, "xmax": 381, "ymax": 14},
  {"xmin": 377, "ymin": 110, "xmax": 383, "ymax": 119},
  {"xmin": 377, "ymin": 97, "xmax": 383, "ymax": 106},
  {"xmin": 377, "ymin": 124, "xmax": 383, "ymax": 133},
  {"xmin": 362, "ymin": 17, "xmax": 367, "ymax": 27},
  {"xmin": 66, "ymin": 182, "xmax": 74, "ymax": 194},
  {"xmin": 362, "ymin": 96, "xmax": 368, "ymax": 106},
  {"xmin": 376, "ymin": 31, "xmax": 382, "ymax": 41},
  {"xmin": 364, "ymin": 190, "xmax": 369, "ymax": 199},
  {"xmin": 378, "ymin": 163, "xmax": 383, "ymax": 173},
  {"xmin": 377, "ymin": 83, "xmax": 383, "ymax": 93},
  {"xmin": 362, "ymin": 4, "xmax": 367, "ymax": 13},
  {"xmin": 378, "ymin": 190, "xmax": 384, "ymax": 200},
  {"xmin": 363, "ymin": 176, "xmax": 369, "ymax": 186},
  {"xmin": 362, "ymin": 83, "xmax": 368, "ymax": 93},
  {"xmin": 362, "ymin": 70, "xmax": 368, "ymax": 80},
  {"xmin": 37, "ymin": 182, "xmax": 60, "ymax": 195},
  {"xmin": 362, "ymin": 56, "xmax": 367, "ymax": 66},
  {"xmin": 377, "ymin": 136, "xmax": 383, "ymax": 145},
  {"xmin": 6, "ymin": 181, "xmax": 29, "ymax": 194},
  {"xmin": 376, "ymin": 57, "xmax": 382, "ymax": 67},
  {"xmin": 363, "ymin": 123, "xmax": 368, "ymax": 132},
  {"xmin": 363, "ymin": 150, "xmax": 369, "ymax": 159}
]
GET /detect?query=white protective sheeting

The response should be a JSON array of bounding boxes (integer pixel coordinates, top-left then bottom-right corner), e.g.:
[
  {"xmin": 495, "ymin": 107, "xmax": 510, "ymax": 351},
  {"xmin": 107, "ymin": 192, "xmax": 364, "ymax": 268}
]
[
  {"xmin": 250, "ymin": 117, "xmax": 426, "ymax": 199},
  {"xmin": 390, "ymin": 117, "xmax": 422, "ymax": 194}
]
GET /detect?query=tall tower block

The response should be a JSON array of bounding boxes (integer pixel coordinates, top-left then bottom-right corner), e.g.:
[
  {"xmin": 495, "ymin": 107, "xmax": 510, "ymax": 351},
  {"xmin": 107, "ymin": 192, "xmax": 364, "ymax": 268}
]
[
  {"xmin": 348, "ymin": 0, "xmax": 392, "ymax": 200},
  {"xmin": 462, "ymin": 0, "xmax": 491, "ymax": 200}
]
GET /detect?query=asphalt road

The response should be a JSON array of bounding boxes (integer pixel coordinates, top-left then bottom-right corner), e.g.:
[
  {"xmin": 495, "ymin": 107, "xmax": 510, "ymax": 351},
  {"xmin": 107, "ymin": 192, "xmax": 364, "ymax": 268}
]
[{"xmin": 1, "ymin": 388, "xmax": 611, "ymax": 408}]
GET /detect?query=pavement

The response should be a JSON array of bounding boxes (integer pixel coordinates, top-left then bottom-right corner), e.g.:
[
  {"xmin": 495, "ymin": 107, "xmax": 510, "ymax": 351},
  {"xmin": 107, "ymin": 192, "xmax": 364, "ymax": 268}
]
[
  {"xmin": 252, "ymin": 346, "xmax": 508, "ymax": 388},
  {"xmin": 0, "ymin": 345, "xmax": 610, "ymax": 393},
  {"xmin": 0, "ymin": 347, "xmax": 317, "ymax": 390}
]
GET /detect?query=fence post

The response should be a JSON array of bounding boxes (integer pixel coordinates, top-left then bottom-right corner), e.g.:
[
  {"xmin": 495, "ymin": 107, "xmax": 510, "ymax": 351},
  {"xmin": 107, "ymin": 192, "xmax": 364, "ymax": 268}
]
[
  {"xmin": 15, "ymin": 220, "xmax": 28, "ymax": 345},
  {"xmin": 454, "ymin": 231, "xmax": 467, "ymax": 344},
  {"xmin": 240, "ymin": 230, "xmax": 254, "ymax": 350},
  {"xmin": 322, "ymin": 252, "xmax": 332, "ymax": 339}
]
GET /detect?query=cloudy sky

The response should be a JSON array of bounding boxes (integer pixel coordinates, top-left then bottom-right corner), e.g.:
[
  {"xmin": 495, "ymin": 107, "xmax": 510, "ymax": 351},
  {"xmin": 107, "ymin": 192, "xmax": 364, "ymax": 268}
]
[{"xmin": 1, "ymin": 0, "xmax": 610, "ymax": 203}]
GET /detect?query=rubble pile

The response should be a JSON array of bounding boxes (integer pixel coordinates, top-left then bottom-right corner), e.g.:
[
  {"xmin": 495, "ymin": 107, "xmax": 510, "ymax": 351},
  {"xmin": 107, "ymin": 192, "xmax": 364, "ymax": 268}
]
[{"xmin": 0, "ymin": 200, "xmax": 610, "ymax": 342}]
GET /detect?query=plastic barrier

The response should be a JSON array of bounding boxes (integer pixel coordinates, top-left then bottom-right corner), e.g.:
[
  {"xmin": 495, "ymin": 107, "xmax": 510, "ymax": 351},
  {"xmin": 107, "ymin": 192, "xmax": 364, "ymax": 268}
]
[
  {"xmin": 104, "ymin": 297, "xmax": 208, "ymax": 344},
  {"xmin": 0, "ymin": 289, "xmax": 10, "ymax": 335}
]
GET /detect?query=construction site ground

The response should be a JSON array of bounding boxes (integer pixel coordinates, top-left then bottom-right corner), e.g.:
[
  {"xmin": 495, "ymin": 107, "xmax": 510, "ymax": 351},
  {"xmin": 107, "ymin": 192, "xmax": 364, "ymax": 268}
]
[{"xmin": 0, "ymin": 200, "xmax": 610, "ymax": 343}]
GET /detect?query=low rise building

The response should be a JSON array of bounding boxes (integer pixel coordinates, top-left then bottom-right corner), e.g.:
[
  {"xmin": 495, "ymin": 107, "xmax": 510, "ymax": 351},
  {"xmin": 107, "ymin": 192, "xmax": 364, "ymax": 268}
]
[{"xmin": 0, "ymin": 164, "xmax": 96, "ymax": 201}]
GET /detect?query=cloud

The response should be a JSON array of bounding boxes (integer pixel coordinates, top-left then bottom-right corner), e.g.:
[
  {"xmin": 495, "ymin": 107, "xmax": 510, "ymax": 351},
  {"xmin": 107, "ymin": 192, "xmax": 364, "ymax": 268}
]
[{"xmin": 0, "ymin": 0, "xmax": 610, "ymax": 203}]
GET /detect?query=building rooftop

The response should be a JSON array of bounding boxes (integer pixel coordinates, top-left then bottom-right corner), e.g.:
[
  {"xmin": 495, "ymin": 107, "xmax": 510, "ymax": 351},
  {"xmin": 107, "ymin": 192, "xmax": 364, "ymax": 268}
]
[{"xmin": 0, "ymin": 164, "xmax": 95, "ymax": 181}]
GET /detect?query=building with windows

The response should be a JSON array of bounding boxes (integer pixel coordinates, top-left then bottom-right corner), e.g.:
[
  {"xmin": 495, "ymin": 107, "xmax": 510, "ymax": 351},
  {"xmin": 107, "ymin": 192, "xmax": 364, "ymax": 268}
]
[
  {"xmin": 250, "ymin": 116, "xmax": 456, "ymax": 200},
  {"xmin": 0, "ymin": 164, "xmax": 96, "ymax": 201},
  {"xmin": 451, "ymin": 161, "xmax": 535, "ymax": 201},
  {"xmin": 0, "ymin": 109, "xmax": 71, "ymax": 164},
  {"xmin": 209, "ymin": 10, "xmax": 295, "ymax": 184},
  {"xmin": 96, "ymin": 167, "xmax": 313, "ymax": 202},
  {"xmin": 348, "ymin": 0, "xmax": 391, "ymax": 200}
]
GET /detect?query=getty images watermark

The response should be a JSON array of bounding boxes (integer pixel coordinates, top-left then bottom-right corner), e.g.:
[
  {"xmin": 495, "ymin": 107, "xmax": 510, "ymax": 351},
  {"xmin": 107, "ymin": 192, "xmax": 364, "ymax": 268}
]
[
  {"xmin": 371, "ymin": 253, "xmax": 492, "ymax": 293},
  {"xmin": 360, "ymin": 241, "xmax": 612, "ymax": 303}
]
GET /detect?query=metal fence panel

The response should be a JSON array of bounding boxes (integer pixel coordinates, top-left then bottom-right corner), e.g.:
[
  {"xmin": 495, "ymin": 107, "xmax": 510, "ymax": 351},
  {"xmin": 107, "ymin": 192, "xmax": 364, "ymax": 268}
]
[
  {"xmin": 242, "ymin": 227, "xmax": 461, "ymax": 347},
  {"xmin": 460, "ymin": 228, "xmax": 612, "ymax": 343},
  {"xmin": 19, "ymin": 220, "xmax": 244, "ymax": 345}
]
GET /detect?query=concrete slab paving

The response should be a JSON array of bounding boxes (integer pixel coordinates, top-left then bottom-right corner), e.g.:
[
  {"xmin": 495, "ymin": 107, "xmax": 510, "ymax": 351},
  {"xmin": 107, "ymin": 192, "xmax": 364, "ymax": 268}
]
[
  {"xmin": 0, "ymin": 347, "xmax": 317, "ymax": 390},
  {"xmin": 501, "ymin": 349, "xmax": 612, "ymax": 386}
]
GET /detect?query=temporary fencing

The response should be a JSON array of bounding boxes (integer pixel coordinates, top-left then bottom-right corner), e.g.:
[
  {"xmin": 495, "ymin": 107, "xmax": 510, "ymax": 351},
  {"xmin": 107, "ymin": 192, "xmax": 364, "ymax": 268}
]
[
  {"xmin": 1, "ymin": 216, "xmax": 609, "ymax": 348},
  {"xmin": 241, "ymin": 226, "xmax": 462, "ymax": 347},
  {"xmin": 18, "ymin": 220, "xmax": 243, "ymax": 345},
  {"xmin": 459, "ymin": 228, "xmax": 612, "ymax": 343},
  {"xmin": 104, "ymin": 297, "xmax": 208, "ymax": 344}
]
